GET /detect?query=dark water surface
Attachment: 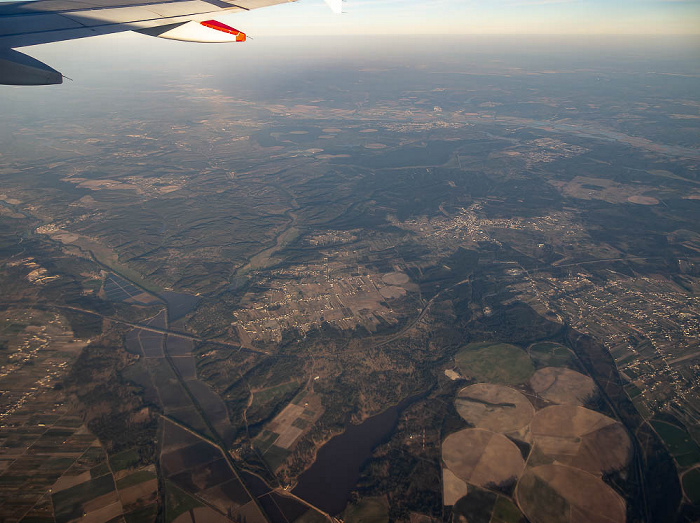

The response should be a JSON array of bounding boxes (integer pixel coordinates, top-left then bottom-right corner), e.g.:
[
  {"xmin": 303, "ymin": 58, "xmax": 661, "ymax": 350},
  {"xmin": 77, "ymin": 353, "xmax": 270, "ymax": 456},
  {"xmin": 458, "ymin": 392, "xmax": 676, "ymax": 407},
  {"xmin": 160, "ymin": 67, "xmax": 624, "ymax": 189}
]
[
  {"xmin": 292, "ymin": 394, "xmax": 422, "ymax": 515},
  {"xmin": 161, "ymin": 291, "xmax": 201, "ymax": 321}
]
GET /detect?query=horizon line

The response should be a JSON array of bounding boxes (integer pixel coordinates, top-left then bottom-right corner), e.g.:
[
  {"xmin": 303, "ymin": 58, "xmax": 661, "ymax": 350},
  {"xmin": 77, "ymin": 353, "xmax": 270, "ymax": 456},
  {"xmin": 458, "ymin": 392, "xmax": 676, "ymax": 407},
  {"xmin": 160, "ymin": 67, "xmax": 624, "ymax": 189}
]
[{"xmin": 248, "ymin": 33, "xmax": 700, "ymax": 38}]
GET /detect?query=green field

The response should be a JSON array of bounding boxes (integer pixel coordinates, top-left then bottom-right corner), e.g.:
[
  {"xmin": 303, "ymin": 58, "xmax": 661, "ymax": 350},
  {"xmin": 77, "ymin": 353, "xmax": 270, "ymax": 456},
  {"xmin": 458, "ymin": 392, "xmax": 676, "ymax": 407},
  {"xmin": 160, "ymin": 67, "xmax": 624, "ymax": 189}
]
[
  {"xmin": 292, "ymin": 390, "xmax": 309, "ymax": 406},
  {"xmin": 342, "ymin": 497, "xmax": 389, "ymax": 523},
  {"xmin": 250, "ymin": 381, "xmax": 301, "ymax": 412},
  {"xmin": 651, "ymin": 420, "xmax": 700, "ymax": 468},
  {"xmin": 491, "ymin": 496, "xmax": 526, "ymax": 523},
  {"xmin": 516, "ymin": 473, "xmax": 569, "ymax": 523},
  {"xmin": 117, "ymin": 469, "xmax": 157, "ymax": 490},
  {"xmin": 109, "ymin": 448, "xmax": 141, "ymax": 472},
  {"xmin": 254, "ymin": 430, "xmax": 279, "ymax": 454},
  {"xmin": 90, "ymin": 462, "xmax": 110, "ymax": 478},
  {"xmin": 242, "ymin": 226, "xmax": 301, "ymax": 273},
  {"xmin": 70, "ymin": 236, "xmax": 163, "ymax": 294},
  {"xmin": 164, "ymin": 481, "xmax": 203, "ymax": 523},
  {"xmin": 453, "ymin": 487, "xmax": 498, "ymax": 523},
  {"xmin": 624, "ymin": 383, "xmax": 642, "ymax": 399},
  {"xmin": 632, "ymin": 396, "xmax": 653, "ymax": 419},
  {"xmin": 125, "ymin": 504, "xmax": 158, "ymax": 523},
  {"xmin": 296, "ymin": 508, "xmax": 333, "ymax": 523},
  {"xmin": 682, "ymin": 468, "xmax": 700, "ymax": 505},
  {"xmin": 52, "ymin": 474, "xmax": 116, "ymax": 523},
  {"xmin": 456, "ymin": 343, "xmax": 534, "ymax": 385},
  {"xmin": 262, "ymin": 445, "xmax": 291, "ymax": 471},
  {"xmin": 292, "ymin": 418, "xmax": 311, "ymax": 430},
  {"xmin": 528, "ymin": 342, "xmax": 575, "ymax": 369}
]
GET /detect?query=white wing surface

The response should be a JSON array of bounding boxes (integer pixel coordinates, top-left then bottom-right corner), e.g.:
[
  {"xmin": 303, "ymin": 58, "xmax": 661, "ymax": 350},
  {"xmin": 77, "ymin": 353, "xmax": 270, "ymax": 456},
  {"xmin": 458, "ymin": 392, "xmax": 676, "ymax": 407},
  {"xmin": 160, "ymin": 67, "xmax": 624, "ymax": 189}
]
[{"xmin": 0, "ymin": 0, "xmax": 297, "ymax": 84}]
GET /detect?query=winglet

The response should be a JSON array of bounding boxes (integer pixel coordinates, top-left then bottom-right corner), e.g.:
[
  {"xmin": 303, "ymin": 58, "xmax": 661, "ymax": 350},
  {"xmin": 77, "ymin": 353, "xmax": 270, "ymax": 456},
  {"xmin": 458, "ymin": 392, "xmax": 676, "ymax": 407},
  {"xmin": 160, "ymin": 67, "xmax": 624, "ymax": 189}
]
[{"xmin": 323, "ymin": 0, "xmax": 343, "ymax": 14}]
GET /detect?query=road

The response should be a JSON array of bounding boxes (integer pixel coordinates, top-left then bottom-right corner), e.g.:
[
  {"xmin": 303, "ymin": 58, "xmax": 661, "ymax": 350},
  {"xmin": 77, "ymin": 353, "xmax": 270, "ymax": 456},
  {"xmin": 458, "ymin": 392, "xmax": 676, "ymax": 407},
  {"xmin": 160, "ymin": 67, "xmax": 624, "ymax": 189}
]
[
  {"xmin": 0, "ymin": 299, "xmax": 270, "ymax": 356},
  {"xmin": 363, "ymin": 277, "xmax": 472, "ymax": 351}
]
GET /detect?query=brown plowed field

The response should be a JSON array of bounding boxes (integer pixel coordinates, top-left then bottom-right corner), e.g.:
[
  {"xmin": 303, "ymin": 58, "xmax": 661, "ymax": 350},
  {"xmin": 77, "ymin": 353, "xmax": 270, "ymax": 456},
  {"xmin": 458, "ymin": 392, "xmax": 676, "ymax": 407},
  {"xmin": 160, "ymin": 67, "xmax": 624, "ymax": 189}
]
[
  {"xmin": 455, "ymin": 383, "xmax": 534, "ymax": 433},
  {"xmin": 442, "ymin": 428, "xmax": 525, "ymax": 489}
]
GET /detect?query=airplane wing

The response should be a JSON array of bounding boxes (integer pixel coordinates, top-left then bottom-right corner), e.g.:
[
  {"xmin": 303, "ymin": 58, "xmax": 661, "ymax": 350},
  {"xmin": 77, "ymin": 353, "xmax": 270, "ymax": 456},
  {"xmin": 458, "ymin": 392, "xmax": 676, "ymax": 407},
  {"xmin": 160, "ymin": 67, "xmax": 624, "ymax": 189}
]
[{"xmin": 0, "ymin": 0, "xmax": 334, "ymax": 85}]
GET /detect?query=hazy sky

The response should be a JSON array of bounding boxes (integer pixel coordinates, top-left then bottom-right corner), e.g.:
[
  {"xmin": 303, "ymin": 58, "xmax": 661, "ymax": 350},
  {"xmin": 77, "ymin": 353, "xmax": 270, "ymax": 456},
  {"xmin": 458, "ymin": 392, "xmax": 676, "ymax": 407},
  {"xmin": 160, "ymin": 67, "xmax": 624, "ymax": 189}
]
[
  {"xmin": 220, "ymin": 0, "xmax": 700, "ymax": 36},
  {"xmin": 7, "ymin": 0, "xmax": 700, "ymax": 85}
]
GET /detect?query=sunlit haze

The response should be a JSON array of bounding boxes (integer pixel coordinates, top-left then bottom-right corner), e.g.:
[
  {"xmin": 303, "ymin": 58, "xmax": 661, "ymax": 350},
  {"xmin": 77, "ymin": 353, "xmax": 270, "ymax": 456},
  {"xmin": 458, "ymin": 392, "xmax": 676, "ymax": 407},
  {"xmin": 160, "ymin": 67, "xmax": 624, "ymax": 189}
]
[{"xmin": 221, "ymin": 0, "xmax": 700, "ymax": 36}]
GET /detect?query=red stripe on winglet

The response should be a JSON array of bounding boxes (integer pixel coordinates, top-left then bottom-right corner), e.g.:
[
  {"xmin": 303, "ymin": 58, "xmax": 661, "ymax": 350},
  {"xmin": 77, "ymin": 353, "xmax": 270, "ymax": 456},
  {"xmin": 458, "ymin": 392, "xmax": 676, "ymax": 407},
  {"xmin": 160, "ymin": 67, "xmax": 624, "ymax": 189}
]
[{"xmin": 200, "ymin": 20, "xmax": 246, "ymax": 41}]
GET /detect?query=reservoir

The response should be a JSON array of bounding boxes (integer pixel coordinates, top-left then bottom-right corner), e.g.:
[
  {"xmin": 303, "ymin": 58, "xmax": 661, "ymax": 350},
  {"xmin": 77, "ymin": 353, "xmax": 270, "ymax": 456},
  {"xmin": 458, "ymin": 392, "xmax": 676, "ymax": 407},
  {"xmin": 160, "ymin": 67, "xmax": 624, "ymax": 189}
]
[
  {"xmin": 292, "ymin": 394, "xmax": 421, "ymax": 515},
  {"xmin": 161, "ymin": 290, "xmax": 200, "ymax": 321}
]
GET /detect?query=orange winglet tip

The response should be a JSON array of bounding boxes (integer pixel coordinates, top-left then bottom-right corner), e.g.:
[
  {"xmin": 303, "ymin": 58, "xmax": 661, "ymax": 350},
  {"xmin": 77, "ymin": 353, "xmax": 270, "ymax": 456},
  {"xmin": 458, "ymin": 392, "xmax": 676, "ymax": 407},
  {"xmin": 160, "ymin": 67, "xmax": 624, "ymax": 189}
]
[{"xmin": 200, "ymin": 20, "xmax": 246, "ymax": 41}]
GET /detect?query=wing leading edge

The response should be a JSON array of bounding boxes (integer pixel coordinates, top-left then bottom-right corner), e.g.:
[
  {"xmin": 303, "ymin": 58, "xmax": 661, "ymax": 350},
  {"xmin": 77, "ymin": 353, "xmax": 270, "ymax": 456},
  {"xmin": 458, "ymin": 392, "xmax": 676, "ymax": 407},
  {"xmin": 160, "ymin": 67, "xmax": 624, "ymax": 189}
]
[{"xmin": 0, "ymin": 0, "xmax": 297, "ymax": 85}]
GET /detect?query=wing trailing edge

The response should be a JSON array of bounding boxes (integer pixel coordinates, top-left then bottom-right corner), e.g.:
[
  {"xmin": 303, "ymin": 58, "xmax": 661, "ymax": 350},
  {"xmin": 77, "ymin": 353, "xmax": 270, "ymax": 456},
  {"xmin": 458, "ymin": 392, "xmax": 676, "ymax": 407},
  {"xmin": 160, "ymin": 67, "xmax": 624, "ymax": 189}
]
[
  {"xmin": 139, "ymin": 19, "xmax": 246, "ymax": 42},
  {"xmin": 0, "ymin": 0, "xmax": 350, "ymax": 85},
  {"xmin": 0, "ymin": 48, "xmax": 62, "ymax": 85}
]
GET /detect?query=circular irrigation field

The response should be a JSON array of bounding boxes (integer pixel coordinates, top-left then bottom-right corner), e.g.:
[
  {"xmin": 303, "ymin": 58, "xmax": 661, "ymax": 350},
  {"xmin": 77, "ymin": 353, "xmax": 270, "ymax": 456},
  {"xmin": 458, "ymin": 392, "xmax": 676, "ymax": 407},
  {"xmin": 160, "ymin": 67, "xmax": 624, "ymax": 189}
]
[
  {"xmin": 455, "ymin": 343, "xmax": 535, "ymax": 385},
  {"xmin": 516, "ymin": 464, "xmax": 626, "ymax": 523},
  {"xmin": 530, "ymin": 405, "xmax": 632, "ymax": 474},
  {"xmin": 528, "ymin": 342, "xmax": 576, "ymax": 369},
  {"xmin": 530, "ymin": 367, "xmax": 596, "ymax": 406},
  {"xmin": 455, "ymin": 383, "xmax": 534, "ymax": 433},
  {"xmin": 442, "ymin": 428, "xmax": 525, "ymax": 489}
]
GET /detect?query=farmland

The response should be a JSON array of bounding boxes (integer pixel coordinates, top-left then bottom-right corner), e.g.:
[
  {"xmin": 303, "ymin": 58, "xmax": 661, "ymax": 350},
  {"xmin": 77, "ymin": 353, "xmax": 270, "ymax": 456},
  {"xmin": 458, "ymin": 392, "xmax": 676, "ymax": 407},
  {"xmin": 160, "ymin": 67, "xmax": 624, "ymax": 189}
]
[
  {"xmin": 516, "ymin": 465, "xmax": 626, "ymax": 523},
  {"xmin": 454, "ymin": 384, "xmax": 534, "ymax": 433},
  {"xmin": 1, "ymin": 35, "xmax": 699, "ymax": 523},
  {"xmin": 442, "ymin": 428, "xmax": 525, "ymax": 490},
  {"xmin": 439, "ymin": 336, "xmax": 635, "ymax": 522},
  {"xmin": 455, "ymin": 344, "xmax": 535, "ymax": 386},
  {"xmin": 529, "ymin": 368, "xmax": 595, "ymax": 406}
]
